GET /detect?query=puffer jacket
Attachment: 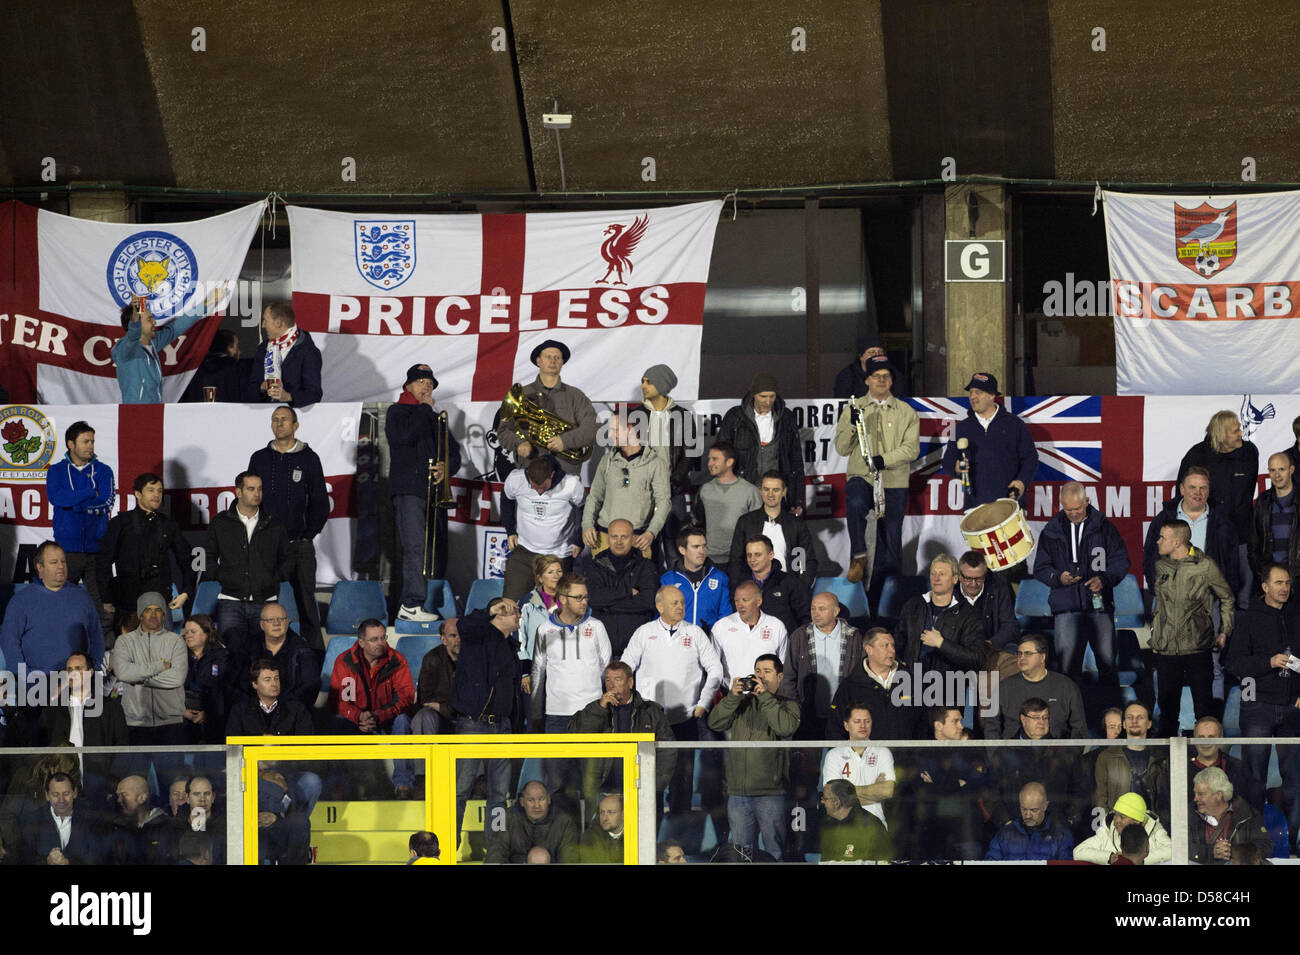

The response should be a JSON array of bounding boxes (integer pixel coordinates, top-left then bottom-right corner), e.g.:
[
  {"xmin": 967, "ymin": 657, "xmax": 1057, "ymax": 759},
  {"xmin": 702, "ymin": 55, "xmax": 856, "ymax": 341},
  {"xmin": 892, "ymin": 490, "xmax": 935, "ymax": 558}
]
[
  {"xmin": 706, "ymin": 688, "xmax": 801, "ymax": 796},
  {"xmin": 716, "ymin": 393, "xmax": 806, "ymax": 510},
  {"xmin": 985, "ymin": 811, "xmax": 1075, "ymax": 861},
  {"xmin": 832, "ymin": 394, "xmax": 919, "ymax": 489},
  {"xmin": 1073, "ymin": 813, "xmax": 1172, "ymax": 865},
  {"xmin": 45, "ymin": 453, "xmax": 116, "ymax": 553},
  {"xmin": 1150, "ymin": 549, "xmax": 1235, "ymax": 655},
  {"xmin": 111, "ymin": 627, "xmax": 188, "ymax": 727},
  {"xmin": 327, "ymin": 640, "xmax": 414, "ymax": 727}
]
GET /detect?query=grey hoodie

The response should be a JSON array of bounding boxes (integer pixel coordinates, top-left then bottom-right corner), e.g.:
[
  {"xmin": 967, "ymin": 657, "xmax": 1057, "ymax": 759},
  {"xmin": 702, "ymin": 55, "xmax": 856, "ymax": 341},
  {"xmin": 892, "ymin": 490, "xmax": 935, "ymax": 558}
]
[{"xmin": 111, "ymin": 627, "xmax": 188, "ymax": 727}]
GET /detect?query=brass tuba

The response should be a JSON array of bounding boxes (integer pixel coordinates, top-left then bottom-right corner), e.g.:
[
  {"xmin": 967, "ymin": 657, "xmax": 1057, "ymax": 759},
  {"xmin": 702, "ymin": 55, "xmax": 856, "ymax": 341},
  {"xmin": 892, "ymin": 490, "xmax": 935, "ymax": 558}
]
[{"xmin": 499, "ymin": 383, "xmax": 592, "ymax": 463}]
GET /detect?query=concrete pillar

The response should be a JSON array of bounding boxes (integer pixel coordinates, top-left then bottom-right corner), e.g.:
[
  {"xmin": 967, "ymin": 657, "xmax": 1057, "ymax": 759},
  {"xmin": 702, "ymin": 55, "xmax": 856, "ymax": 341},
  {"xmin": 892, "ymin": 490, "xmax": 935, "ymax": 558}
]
[
  {"xmin": 68, "ymin": 183, "xmax": 130, "ymax": 223},
  {"xmin": 943, "ymin": 183, "xmax": 1011, "ymax": 395}
]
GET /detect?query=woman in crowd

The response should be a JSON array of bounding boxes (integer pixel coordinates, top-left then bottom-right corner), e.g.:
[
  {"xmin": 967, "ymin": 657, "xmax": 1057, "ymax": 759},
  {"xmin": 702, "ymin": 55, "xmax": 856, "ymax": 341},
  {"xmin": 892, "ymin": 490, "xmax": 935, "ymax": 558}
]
[
  {"xmin": 518, "ymin": 554, "xmax": 565, "ymax": 663},
  {"xmin": 181, "ymin": 614, "xmax": 234, "ymax": 747}
]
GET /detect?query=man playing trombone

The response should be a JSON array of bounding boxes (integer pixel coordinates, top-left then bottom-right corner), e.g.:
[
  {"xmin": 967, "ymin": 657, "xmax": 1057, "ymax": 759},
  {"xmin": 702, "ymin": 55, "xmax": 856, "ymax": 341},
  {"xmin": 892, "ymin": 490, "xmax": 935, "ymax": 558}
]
[
  {"xmin": 833, "ymin": 356, "xmax": 919, "ymax": 602},
  {"xmin": 387, "ymin": 363, "xmax": 462, "ymax": 622}
]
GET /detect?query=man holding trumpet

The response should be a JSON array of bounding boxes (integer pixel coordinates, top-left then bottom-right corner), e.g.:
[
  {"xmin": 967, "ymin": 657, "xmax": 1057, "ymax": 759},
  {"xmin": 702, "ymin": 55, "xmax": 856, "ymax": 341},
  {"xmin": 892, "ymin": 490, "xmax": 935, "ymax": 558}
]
[
  {"xmin": 834, "ymin": 356, "xmax": 919, "ymax": 600},
  {"xmin": 387, "ymin": 363, "xmax": 462, "ymax": 622}
]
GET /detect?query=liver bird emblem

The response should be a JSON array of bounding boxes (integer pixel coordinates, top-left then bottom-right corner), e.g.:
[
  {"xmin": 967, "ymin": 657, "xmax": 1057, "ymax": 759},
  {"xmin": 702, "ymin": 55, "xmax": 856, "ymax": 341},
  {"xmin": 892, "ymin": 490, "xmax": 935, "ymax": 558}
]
[{"xmin": 596, "ymin": 214, "xmax": 649, "ymax": 285}]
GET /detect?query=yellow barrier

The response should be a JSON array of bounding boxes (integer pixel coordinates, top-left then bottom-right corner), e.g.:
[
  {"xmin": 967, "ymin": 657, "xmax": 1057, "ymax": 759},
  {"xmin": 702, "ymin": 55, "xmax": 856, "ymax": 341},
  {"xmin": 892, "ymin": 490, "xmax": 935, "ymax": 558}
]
[{"xmin": 231, "ymin": 734, "xmax": 649, "ymax": 865}]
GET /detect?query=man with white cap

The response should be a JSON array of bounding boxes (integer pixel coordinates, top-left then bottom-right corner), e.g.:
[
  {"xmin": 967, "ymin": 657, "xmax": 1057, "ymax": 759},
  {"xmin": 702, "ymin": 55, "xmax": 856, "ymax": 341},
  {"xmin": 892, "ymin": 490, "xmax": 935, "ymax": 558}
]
[
  {"xmin": 940, "ymin": 372, "xmax": 1038, "ymax": 509},
  {"xmin": 111, "ymin": 591, "xmax": 188, "ymax": 747},
  {"xmin": 498, "ymin": 339, "xmax": 598, "ymax": 477},
  {"xmin": 386, "ymin": 362, "xmax": 462, "ymax": 620}
]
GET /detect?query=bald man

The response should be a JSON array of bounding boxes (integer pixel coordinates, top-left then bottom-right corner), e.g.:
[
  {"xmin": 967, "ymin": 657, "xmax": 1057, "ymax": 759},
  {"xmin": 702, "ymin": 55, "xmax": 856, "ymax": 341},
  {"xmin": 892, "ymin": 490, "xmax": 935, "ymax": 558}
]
[
  {"xmin": 711, "ymin": 581, "xmax": 789, "ymax": 689},
  {"xmin": 113, "ymin": 774, "xmax": 176, "ymax": 864},
  {"xmin": 1032, "ymin": 481, "xmax": 1130, "ymax": 696},
  {"xmin": 579, "ymin": 517, "xmax": 660, "ymax": 657},
  {"xmin": 623, "ymin": 586, "xmax": 723, "ymax": 813},
  {"xmin": 784, "ymin": 591, "xmax": 864, "ymax": 736},
  {"xmin": 579, "ymin": 793, "xmax": 626, "ymax": 864},
  {"xmin": 1249, "ymin": 451, "xmax": 1300, "ymax": 586},
  {"xmin": 985, "ymin": 781, "xmax": 1075, "ymax": 861}
]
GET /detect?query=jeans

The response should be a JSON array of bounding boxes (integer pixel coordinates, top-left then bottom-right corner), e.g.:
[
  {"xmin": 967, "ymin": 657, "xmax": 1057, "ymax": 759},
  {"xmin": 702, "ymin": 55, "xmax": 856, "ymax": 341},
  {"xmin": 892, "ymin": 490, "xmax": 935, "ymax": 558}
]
[
  {"xmin": 287, "ymin": 539, "xmax": 323, "ymax": 651},
  {"xmin": 454, "ymin": 717, "xmax": 514, "ymax": 840},
  {"xmin": 542, "ymin": 713, "xmax": 579, "ymax": 795},
  {"xmin": 394, "ymin": 494, "xmax": 431, "ymax": 608},
  {"xmin": 1154, "ymin": 651, "xmax": 1215, "ymax": 737},
  {"xmin": 214, "ymin": 599, "xmax": 271, "ymax": 675},
  {"xmin": 1238, "ymin": 700, "xmax": 1300, "ymax": 831},
  {"xmin": 328, "ymin": 712, "xmax": 414, "ymax": 790},
  {"xmin": 727, "ymin": 794, "xmax": 788, "ymax": 860},
  {"xmin": 293, "ymin": 771, "xmax": 323, "ymax": 817},
  {"xmin": 411, "ymin": 707, "xmax": 448, "ymax": 735},
  {"xmin": 1053, "ymin": 611, "xmax": 1117, "ymax": 683}
]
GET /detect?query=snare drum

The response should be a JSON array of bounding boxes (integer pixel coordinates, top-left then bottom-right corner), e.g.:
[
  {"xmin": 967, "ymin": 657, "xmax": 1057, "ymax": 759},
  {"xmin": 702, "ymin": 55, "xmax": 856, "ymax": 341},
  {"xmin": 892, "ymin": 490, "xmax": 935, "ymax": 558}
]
[{"xmin": 959, "ymin": 498, "xmax": 1035, "ymax": 571}]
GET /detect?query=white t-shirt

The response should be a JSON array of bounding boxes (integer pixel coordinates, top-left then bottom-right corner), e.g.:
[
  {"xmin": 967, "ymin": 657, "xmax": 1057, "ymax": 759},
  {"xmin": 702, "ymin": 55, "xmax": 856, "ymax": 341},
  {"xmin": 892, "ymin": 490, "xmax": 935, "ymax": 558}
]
[
  {"xmin": 755, "ymin": 412, "xmax": 775, "ymax": 445},
  {"xmin": 763, "ymin": 518, "xmax": 788, "ymax": 570},
  {"xmin": 821, "ymin": 744, "xmax": 895, "ymax": 828}
]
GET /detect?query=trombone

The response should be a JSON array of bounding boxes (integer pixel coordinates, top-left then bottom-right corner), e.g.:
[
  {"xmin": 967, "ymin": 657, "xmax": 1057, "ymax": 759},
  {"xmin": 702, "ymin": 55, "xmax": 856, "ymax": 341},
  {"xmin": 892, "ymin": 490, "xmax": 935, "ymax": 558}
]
[{"xmin": 423, "ymin": 410, "xmax": 457, "ymax": 578}]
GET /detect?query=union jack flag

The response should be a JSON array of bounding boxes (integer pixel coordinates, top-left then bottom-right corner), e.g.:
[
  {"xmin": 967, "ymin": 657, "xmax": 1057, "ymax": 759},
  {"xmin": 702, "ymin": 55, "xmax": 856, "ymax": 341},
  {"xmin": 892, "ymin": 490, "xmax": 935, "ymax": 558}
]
[{"xmin": 907, "ymin": 395, "xmax": 1104, "ymax": 484}]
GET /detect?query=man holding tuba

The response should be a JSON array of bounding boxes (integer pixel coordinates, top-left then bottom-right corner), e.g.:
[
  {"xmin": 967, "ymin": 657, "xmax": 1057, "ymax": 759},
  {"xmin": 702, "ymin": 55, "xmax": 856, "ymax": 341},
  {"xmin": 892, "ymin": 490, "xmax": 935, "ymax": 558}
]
[
  {"xmin": 497, "ymin": 339, "xmax": 598, "ymax": 477},
  {"xmin": 833, "ymin": 356, "xmax": 919, "ymax": 599},
  {"xmin": 387, "ymin": 363, "xmax": 462, "ymax": 622}
]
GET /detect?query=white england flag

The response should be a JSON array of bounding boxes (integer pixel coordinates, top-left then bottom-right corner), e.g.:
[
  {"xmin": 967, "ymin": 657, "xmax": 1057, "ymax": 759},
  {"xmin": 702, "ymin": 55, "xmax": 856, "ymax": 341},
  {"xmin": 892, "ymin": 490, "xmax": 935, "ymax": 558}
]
[
  {"xmin": 1, "ymin": 200, "xmax": 264, "ymax": 404},
  {"xmin": 1105, "ymin": 189, "xmax": 1300, "ymax": 395},
  {"xmin": 288, "ymin": 200, "xmax": 722, "ymax": 404}
]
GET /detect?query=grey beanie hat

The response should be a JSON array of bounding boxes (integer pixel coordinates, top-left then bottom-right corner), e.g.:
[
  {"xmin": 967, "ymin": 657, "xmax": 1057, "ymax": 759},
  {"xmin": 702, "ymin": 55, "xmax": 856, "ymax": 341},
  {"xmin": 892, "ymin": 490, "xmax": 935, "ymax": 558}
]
[
  {"xmin": 642, "ymin": 364, "xmax": 678, "ymax": 396},
  {"xmin": 137, "ymin": 591, "xmax": 167, "ymax": 615}
]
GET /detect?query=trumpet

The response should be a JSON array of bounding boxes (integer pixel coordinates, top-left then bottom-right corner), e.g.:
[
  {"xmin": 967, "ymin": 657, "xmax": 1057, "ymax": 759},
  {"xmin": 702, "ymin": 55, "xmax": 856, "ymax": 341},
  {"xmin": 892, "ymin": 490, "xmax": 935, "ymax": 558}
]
[
  {"xmin": 852, "ymin": 396, "xmax": 886, "ymax": 518},
  {"xmin": 499, "ymin": 383, "xmax": 592, "ymax": 463},
  {"xmin": 423, "ymin": 411, "xmax": 456, "ymax": 577}
]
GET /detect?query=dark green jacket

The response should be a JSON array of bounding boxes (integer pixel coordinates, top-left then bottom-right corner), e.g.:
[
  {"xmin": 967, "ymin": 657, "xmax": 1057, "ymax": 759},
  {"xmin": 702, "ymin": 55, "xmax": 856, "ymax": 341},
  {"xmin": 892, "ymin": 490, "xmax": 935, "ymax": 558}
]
[{"xmin": 707, "ymin": 689, "xmax": 801, "ymax": 796}]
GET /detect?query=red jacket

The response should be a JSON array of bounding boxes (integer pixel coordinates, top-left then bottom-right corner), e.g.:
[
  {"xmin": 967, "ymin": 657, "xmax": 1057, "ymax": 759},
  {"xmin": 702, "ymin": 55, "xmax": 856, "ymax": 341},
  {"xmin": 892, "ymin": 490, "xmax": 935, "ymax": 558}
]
[{"xmin": 328, "ymin": 641, "xmax": 415, "ymax": 727}]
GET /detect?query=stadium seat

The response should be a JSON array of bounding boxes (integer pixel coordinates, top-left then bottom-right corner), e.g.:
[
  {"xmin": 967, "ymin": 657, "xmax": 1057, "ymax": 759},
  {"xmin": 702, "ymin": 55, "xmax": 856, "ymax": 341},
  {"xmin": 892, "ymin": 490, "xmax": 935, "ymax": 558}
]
[
  {"xmin": 395, "ymin": 634, "xmax": 440, "ymax": 687},
  {"xmin": 278, "ymin": 580, "xmax": 300, "ymax": 625},
  {"xmin": 170, "ymin": 584, "xmax": 186, "ymax": 626},
  {"xmin": 320, "ymin": 636, "xmax": 357, "ymax": 687},
  {"xmin": 465, "ymin": 578, "xmax": 504, "ymax": 615},
  {"xmin": 1113, "ymin": 574, "xmax": 1145, "ymax": 627},
  {"xmin": 425, "ymin": 579, "xmax": 458, "ymax": 620},
  {"xmin": 657, "ymin": 811, "xmax": 717, "ymax": 859},
  {"xmin": 0, "ymin": 646, "xmax": 5, "ymax": 673},
  {"xmin": 326, "ymin": 580, "xmax": 387, "ymax": 634},
  {"xmin": 192, "ymin": 580, "xmax": 221, "ymax": 617},
  {"xmin": 876, "ymin": 575, "xmax": 925, "ymax": 621},
  {"xmin": 1013, "ymin": 578, "xmax": 1052, "ymax": 627},
  {"xmin": 1263, "ymin": 804, "xmax": 1290, "ymax": 858},
  {"xmin": 813, "ymin": 577, "xmax": 870, "ymax": 619},
  {"xmin": 516, "ymin": 758, "xmax": 544, "ymax": 793}
]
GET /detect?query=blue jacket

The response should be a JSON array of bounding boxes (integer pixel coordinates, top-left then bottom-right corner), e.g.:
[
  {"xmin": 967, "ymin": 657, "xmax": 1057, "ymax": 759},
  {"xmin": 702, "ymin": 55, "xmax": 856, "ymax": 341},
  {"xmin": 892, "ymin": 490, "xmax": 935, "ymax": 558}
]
[
  {"xmin": 384, "ymin": 400, "xmax": 463, "ymax": 499},
  {"xmin": 112, "ymin": 307, "xmax": 207, "ymax": 404},
  {"xmin": 247, "ymin": 441, "xmax": 330, "ymax": 541},
  {"xmin": 246, "ymin": 332, "xmax": 324, "ymax": 407},
  {"xmin": 450, "ymin": 609, "xmax": 519, "ymax": 722},
  {"xmin": 0, "ymin": 581, "xmax": 104, "ymax": 673},
  {"xmin": 45, "ymin": 454, "xmax": 116, "ymax": 554},
  {"xmin": 985, "ymin": 811, "xmax": 1075, "ymax": 861},
  {"xmin": 1033, "ymin": 506, "xmax": 1131, "ymax": 613},
  {"xmin": 661, "ymin": 560, "xmax": 733, "ymax": 631},
  {"xmin": 940, "ymin": 405, "xmax": 1038, "ymax": 507}
]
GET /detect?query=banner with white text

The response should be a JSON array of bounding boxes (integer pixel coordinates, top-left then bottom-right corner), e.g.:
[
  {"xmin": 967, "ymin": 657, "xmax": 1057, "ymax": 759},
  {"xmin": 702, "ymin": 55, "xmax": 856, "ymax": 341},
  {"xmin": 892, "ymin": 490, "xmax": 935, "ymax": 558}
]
[
  {"xmin": 1105, "ymin": 189, "xmax": 1300, "ymax": 395},
  {"xmin": 288, "ymin": 200, "xmax": 722, "ymax": 404}
]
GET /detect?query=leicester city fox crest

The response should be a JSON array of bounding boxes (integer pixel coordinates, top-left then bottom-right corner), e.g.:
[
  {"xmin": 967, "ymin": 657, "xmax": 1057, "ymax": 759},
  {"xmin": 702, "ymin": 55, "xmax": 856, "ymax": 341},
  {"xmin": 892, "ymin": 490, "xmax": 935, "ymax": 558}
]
[{"xmin": 355, "ymin": 220, "xmax": 415, "ymax": 290}]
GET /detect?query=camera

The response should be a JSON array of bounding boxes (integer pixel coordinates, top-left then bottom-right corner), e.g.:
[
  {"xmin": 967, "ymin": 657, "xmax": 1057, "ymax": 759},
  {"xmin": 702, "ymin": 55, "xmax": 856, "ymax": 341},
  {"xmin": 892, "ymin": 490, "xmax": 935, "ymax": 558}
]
[{"xmin": 739, "ymin": 675, "xmax": 758, "ymax": 694}]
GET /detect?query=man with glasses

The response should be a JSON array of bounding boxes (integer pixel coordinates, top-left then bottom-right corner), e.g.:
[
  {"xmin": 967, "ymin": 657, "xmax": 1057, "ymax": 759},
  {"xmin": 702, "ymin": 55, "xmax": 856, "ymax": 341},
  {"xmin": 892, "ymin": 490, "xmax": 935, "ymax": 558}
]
[
  {"xmin": 956, "ymin": 551, "xmax": 1020, "ymax": 653},
  {"xmin": 981, "ymin": 633, "xmax": 1087, "ymax": 740},
  {"xmin": 531, "ymin": 575, "xmax": 611, "ymax": 797},
  {"xmin": 582, "ymin": 415, "xmax": 670, "ymax": 558},
  {"xmin": 452, "ymin": 596, "xmax": 529, "ymax": 843},
  {"xmin": 249, "ymin": 604, "xmax": 322, "ymax": 708}
]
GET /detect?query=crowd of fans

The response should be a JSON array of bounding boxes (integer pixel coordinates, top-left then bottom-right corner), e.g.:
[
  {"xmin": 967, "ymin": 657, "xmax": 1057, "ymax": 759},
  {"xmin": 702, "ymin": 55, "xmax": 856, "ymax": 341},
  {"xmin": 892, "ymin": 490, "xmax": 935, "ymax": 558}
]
[{"xmin": 0, "ymin": 310, "xmax": 1297, "ymax": 864}]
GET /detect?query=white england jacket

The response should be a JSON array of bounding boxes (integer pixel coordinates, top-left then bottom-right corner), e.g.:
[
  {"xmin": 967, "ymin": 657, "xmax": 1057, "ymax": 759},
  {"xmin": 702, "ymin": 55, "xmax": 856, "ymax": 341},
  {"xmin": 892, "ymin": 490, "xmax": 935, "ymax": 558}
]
[
  {"xmin": 530, "ymin": 609, "xmax": 611, "ymax": 720},
  {"xmin": 621, "ymin": 618, "xmax": 722, "ymax": 723}
]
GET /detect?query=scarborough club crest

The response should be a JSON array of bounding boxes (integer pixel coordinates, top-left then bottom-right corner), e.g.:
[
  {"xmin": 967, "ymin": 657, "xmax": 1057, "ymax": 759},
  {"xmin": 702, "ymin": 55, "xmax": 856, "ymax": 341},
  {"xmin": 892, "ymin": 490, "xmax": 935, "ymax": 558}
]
[
  {"xmin": 1174, "ymin": 201, "xmax": 1237, "ymax": 278},
  {"xmin": 355, "ymin": 220, "xmax": 415, "ymax": 290}
]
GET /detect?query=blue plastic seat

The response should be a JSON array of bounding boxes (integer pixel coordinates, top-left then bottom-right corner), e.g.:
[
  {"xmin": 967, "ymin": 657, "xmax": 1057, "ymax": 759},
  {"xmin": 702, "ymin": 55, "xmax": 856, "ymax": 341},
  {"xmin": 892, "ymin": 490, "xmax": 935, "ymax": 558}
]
[
  {"xmin": 326, "ymin": 580, "xmax": 387, "ymax": 634},
  {"xmin": 1013, "ymin": 578, "xmax": 1052, "ymax": 626},
  {"xmin": 1263, "ymin": 804, "xmax": 1290, "ymax": 858},
  {"xmin": 425, "ymin": 579, "xmax": 458, "ymax": 620},
  {"xmin": 320, "ymin": 635, "xmax": 357, "ymax": 686},
  {"xmin": 1113, "ymin": 574, "xmax": 1145, "ymax": 627},
  {"xmin": 192, "ymin": 580, "xmax": 221, "ymax": 617},
  {"xmin": 813, "ymin": 577, "xmax": 870, "ymax": 619},
  {"xmin": 395, "ymin": 634, "xmax": 441, "ymax": 688},
  {"xmin": 278, "ymin": 580, "xmax": 300, "ymax": 625},
  {"xmin": 876, "ymin": 575, "xmax": 926, "ymax": 621},
  {"xmin": 516, "ymin": 758, "xmax": 545, "ymax": 794},
  {"xmin": 465, "ymin": 578, "xmax": 504, "ymax": 615}
]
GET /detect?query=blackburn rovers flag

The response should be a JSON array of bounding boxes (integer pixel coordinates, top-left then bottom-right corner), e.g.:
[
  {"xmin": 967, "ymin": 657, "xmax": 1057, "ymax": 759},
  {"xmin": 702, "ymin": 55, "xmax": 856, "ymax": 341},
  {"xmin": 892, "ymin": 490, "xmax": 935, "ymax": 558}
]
[
  {"xmin": 287, "ymin": 200, "xmax": 722, "ymax": 403},
  {"xmin": 0, "ymin": 200, "xmax": 263, "ymax": 404},
  {"xmin": 1104, "ymin": 189, "xmax": 1300, "ymax": 394}
]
